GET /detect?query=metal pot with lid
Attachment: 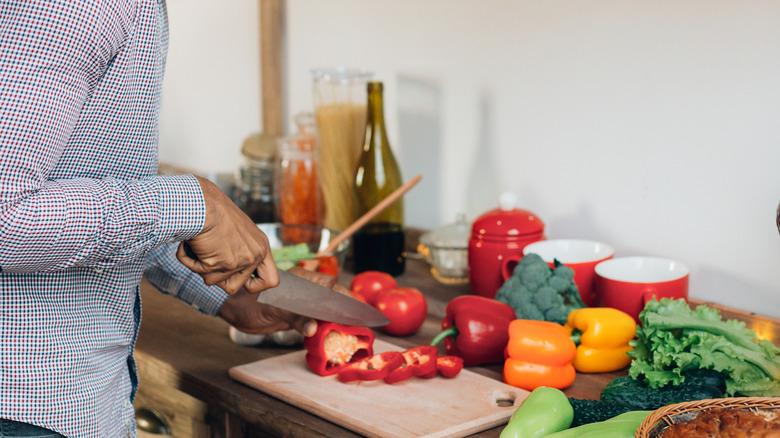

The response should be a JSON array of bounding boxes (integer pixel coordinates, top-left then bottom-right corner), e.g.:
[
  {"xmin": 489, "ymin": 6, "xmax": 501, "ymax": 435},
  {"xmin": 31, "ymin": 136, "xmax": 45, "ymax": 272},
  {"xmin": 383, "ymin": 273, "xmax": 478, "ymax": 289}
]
[{"xmin": 468, "ymin": 192, "xmax": 545, "ymax": 298}]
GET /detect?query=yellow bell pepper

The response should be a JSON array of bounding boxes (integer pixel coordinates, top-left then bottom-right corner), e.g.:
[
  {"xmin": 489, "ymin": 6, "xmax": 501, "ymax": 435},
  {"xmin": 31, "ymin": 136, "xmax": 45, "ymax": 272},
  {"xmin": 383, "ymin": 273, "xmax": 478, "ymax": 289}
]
[{"xmin": 564, "ymin": 307, "xmax": 636, "ymax": 373}]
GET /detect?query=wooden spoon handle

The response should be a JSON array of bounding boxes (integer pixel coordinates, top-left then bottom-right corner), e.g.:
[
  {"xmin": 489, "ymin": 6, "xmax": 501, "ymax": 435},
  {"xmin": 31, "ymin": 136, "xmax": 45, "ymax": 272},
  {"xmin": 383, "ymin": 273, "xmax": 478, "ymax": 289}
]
[{"xmin": 316, "ymin": 174, "xmax": 422, "ymax": 257}]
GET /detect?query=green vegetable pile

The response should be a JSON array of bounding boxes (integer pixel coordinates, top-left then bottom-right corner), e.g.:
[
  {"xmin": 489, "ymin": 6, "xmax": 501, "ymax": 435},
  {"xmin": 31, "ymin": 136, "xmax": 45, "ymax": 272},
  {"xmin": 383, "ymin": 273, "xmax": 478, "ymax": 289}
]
[
  {"xmin": 494, "ymin": 253, "xmax": 585, "ymax": 325},
  {"xmin": 627, "ymin": 298, "xmax": 780, "ymax": 397},
  {"xmin": 599, "ymin": 369, "xmax": 726, "ymax": 411}
]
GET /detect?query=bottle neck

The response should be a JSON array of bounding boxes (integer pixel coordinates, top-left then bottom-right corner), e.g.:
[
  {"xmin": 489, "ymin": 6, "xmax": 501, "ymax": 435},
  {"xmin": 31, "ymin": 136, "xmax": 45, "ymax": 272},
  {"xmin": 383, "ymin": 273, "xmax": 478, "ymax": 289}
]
[{"xmin": 365, "ymin": 82, "xmax": 386, "ymax": 145}]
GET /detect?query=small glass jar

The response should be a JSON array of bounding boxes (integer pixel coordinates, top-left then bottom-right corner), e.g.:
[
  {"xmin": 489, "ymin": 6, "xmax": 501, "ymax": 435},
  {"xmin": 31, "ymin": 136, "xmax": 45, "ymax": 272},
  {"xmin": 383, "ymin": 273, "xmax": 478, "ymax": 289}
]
[
  {"xmin": 234, "ymin": 133, "xmax": 277, "ymax": 223},
  {"xmin": 419, "ymin": 213, "xmax": 470, "ymax": 284}
]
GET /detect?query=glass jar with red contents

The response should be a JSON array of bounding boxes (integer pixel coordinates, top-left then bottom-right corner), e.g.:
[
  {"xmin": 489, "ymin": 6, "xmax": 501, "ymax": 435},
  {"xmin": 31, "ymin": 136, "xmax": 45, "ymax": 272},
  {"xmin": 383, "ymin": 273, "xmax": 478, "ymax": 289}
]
[
  {"xmin": 468, "ymin": 192, "xmax": 545, "ymax": 299},
  {"xmin": 274, "ymin": 113, "xmax": 325, "ymax": 233}
]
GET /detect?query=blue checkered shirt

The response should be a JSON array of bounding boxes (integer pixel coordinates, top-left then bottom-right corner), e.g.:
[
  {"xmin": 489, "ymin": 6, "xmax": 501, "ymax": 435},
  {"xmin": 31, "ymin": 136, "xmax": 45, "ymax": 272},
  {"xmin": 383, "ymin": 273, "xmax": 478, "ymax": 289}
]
[{"xmin": 0, "ymin": 1, "xmax": 228, "ymax": 436}]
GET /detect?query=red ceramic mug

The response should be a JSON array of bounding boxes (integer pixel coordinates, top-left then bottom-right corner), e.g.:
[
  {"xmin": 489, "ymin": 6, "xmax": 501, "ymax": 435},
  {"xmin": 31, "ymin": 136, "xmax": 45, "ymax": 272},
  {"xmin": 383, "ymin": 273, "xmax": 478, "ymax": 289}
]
[
  {"xmin": 594, "ymin": 256, "xmax": 689, "ymax": 323},
  {"xmin": 512, "ymin": 239, "xmax": 614, "ymax": 307}
]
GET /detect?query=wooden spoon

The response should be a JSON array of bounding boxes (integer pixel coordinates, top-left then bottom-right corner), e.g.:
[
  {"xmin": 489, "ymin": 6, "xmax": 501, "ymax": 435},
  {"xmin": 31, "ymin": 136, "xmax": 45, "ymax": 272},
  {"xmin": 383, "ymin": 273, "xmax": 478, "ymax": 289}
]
[{"xmin": 316, "ymin": 174, "xmax": 422, "ymax": 257}]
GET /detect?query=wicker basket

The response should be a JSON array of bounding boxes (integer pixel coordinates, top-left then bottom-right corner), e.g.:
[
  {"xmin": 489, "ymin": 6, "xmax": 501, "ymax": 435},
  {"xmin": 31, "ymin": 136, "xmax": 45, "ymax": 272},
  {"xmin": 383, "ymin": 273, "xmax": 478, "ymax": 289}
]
[{"xmin": 635, "ymin": 397, "xmax": 780, "ymax": 437}]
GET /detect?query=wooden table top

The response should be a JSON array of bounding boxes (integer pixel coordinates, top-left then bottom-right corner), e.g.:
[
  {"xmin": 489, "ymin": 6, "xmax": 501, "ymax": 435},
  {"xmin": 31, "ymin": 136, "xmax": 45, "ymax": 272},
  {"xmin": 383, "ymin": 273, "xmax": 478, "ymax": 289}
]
[{"xmin": 136, "ymin": 251, "xmax": 780, "ymax": 437}]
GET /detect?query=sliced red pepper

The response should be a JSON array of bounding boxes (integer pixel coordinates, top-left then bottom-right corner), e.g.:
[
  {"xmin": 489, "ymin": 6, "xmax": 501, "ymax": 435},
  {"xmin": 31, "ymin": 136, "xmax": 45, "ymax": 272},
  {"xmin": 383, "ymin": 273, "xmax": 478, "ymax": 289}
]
[
  {"xmin": 420, "ymin": 355, "xmax": 465, "ymax": 379},
  {"xmin": 383, "ymin": 345, "xmax": 438, "ymax": 384},
  {"xmin": 316, "ymin": 255, "xmax": 340, "ymax": 278},
  {"xmin": 303, "ymin": 321, "xmax": 375, "ymax": 376},
  {"xmin": 337, "ymin": 351, "xmax": 404, "ymax": 383},
  {"xmin": 429, "ymin": 295, "xmax": 517, "ymax": 366},
  {"xmin": 435, "ymin": 355, "xmax": 464, "ymax": 378}
]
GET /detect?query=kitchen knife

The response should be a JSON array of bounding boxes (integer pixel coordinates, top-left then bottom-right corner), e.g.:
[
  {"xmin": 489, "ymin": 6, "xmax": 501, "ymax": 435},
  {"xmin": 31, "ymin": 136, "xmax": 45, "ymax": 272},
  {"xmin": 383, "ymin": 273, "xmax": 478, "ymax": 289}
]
[{"xmin": 258, "ymin": 269, "xmax": 390, "ymax": 327}]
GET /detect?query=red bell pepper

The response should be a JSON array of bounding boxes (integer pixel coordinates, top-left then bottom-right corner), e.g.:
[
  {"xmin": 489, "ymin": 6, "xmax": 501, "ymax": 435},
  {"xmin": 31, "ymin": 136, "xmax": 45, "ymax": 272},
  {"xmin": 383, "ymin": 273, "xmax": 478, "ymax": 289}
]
[
  {"xmin": 337, "ymin": 351, "xmax": 404, "ymax": 383},
  {"xmin": 421, "ymin": 355, "xmax": 465, "ymax": 379},
  {"xmin": 429, "ymin": 295, "xmax": 517, "ymax": 366},
  {"xmin": 384, "ymin": 345, "xmax": 438, "ymax": 384},
  {"xmin": 303, "ymin": 321, "xmax": 375, "ymax": 376}
]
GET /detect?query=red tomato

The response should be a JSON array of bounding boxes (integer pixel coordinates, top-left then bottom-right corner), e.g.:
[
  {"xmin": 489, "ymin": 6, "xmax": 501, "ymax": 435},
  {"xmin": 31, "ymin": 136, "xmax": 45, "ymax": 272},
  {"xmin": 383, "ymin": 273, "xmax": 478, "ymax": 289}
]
[
  {"xmin": 350, "ymin": 290, "xmax": 369, "ymax": 304},
  {"xmin": 374, "ymin": 287, "xmax": 428, "ymax": 336},
  {"xmin": 350, "ymin": 271, "xmax": 397, "ymax": 305}
]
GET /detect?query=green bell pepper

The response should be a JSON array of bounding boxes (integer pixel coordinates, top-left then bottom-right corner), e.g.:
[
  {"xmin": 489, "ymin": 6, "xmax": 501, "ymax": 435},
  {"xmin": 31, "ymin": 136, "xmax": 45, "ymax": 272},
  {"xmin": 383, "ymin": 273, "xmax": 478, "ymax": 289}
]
[{"xmin": 499, "ymin": 386, "xmax": 573, "ymax": 438}]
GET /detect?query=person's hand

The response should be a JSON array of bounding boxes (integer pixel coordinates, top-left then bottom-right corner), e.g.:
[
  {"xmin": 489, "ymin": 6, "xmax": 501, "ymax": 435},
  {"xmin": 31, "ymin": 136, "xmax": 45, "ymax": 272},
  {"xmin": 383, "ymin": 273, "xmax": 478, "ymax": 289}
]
[
  {"xmin": 177, "ymin": 176, "xmax": 279, "ymax": 295},
  {"xmin": 218, "ymin": 266, "xmax": 351, "ymax": 337}
]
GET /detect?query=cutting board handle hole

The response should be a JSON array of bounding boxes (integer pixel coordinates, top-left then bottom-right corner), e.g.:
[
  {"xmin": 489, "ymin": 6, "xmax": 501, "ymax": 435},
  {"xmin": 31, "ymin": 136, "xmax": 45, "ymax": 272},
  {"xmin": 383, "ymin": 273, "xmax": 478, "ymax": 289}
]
[{"xmin": 492, "ymin": 390, "xmax": 519, "ymax": 408}]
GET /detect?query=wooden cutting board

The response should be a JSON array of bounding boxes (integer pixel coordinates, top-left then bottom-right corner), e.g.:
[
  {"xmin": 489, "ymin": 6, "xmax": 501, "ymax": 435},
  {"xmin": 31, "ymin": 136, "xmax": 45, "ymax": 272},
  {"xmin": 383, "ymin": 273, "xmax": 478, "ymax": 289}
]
[{"xmin": 229, "ymin": 339, "xmax": 529, "ymax": 438}]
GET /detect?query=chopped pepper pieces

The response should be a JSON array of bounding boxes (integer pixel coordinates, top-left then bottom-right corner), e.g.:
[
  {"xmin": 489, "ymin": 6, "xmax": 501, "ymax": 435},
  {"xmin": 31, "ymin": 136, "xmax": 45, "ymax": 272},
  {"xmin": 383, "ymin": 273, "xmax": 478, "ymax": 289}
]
[
  {"xmin": 564, "ymin": 307, "xmax": 636, "ymax": 373},
  {"xmin": 429, "ymin": 295, "xmax": 517, "ymax": 366},
  {"xmin": 504, "ymin": 319, "xmax": 577, "ymax": 391},
  {"xmin": 337, "ymin": 351, "xmax": 405, "ymax": 383},
  {"xmin": 304, "ymin": 321, "xmax": 375, "ymax": 376},
  {"xmin": 384, "ymin": 345, "xmax": 438, "ymax": 384},
  {"xmin": 421, "ymin": 355, "xmax": 465, "ymax": 379}
]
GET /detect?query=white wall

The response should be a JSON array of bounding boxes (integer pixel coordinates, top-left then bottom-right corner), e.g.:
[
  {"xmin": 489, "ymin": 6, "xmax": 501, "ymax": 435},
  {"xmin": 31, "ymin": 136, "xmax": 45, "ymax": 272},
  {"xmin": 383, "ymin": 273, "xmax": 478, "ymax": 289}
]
[
  {"xmin": 158, "ymin": 0, "xmax": 261, "ymax": 174},
  {"xmin": 159, "ymin": 1, "xmax": 780, "ymax": 318}
]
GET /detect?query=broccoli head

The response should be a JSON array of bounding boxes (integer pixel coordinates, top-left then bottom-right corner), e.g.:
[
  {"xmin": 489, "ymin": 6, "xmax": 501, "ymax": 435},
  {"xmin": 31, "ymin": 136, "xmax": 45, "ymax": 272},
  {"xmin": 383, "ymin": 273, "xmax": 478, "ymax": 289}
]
[{"xmin": 494, "ymin": 253, "xmax": 586, "ymax": 325}]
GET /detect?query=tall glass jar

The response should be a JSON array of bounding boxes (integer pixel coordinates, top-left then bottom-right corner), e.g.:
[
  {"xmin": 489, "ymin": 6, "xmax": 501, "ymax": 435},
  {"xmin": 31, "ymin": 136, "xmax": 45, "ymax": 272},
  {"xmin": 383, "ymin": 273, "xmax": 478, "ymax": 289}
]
[
  {"xmin": 311, "ymin": 67, "xmax": 373, "ymax": 232},
  {"xmin": 234, "ymin": 133, "xmax": 277, "ymax": 223},
  {"xmin": 274, "ymin": 113, "xmax": 325, "ymax": 230}
]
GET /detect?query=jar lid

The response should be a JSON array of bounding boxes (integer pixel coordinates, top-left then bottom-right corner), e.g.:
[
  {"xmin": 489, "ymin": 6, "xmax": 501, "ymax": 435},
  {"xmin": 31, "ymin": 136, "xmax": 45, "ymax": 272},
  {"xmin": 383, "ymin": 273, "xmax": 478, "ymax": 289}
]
[
  {"xmin": 420, "ymin": 213, "xmax": 470, "ymax": 249},
  {"xmin": 241, "ymin": 133, "xmax": 278, "ymax": 162},
  {"xmin": 471, "ymin": 192, "xmax": 545, "ymax": 239}
]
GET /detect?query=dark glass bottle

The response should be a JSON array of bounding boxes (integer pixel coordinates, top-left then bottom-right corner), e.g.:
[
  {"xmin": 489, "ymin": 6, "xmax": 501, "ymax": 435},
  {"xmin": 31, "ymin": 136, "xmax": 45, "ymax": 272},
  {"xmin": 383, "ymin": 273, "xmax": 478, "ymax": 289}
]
[{"xmin": 352, "ymin": 81, "xmax": 405, "ymax": 276}]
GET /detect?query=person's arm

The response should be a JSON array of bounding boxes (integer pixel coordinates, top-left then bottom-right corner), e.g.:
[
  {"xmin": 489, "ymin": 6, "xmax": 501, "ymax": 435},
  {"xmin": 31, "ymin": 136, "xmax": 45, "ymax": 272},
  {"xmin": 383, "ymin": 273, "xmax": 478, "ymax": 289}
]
[
  {"xmin": 0, "ymin": 4, "xmax": 274, "ymax": 297},
  {"xmin": 0, "ymin": 3, "xmax": 204, "ymax": 274},
  {"xmin": 144, "ymin": 242, "xmax": 228, "ymax": 316}
]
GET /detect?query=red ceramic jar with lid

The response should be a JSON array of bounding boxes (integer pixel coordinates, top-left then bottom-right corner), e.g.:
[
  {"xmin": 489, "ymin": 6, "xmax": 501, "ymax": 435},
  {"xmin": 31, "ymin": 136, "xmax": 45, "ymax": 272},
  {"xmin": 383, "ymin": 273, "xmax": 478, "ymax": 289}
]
[{"xmin": 468, "ymin": 192, "xmax": 545, "ymax": 298}]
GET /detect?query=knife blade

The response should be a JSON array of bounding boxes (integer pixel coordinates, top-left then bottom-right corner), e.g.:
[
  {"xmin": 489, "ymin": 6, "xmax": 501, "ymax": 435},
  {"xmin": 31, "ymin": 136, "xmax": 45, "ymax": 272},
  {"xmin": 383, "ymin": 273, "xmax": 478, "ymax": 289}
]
[{"xmin": 257, "ymin": 269, "xmax": 390, "ymax": 327}]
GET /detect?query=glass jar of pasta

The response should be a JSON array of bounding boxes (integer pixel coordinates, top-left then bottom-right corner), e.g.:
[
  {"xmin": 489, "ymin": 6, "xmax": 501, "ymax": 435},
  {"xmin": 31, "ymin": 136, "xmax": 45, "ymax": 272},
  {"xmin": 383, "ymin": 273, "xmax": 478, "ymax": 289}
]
[{"xmin": 311, "ymin": 67, "xmax": 373, "ymax": 232}]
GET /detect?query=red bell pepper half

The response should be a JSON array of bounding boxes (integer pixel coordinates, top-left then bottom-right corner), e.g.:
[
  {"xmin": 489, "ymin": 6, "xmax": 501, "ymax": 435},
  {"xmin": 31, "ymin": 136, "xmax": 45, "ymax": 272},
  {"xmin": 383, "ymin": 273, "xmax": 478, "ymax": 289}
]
[
  {"xmin": 383, "ymin": 345, "xmax": 438, "ymax": 384},
  {"xmin": 303, "ymin": 321, "xmax": 375, "ymax": 376},
  {"xmin": 337, "ymin": 351, "xmax": 404, "ymax": 383},
  {"xmin": 429, "ymin": 295, "xmax": 516, "ymax": 366},
  {"xmin": 421, "ymin": 355, "xmax": 465, "ymax": 379}
]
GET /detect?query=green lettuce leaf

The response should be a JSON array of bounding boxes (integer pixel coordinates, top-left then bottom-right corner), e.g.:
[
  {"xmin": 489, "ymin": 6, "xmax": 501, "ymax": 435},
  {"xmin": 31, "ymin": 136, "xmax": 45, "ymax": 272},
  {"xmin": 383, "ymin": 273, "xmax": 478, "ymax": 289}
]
[{"xmin": 628, "ymin": 298, "xmax": 780, "ymax": 396}]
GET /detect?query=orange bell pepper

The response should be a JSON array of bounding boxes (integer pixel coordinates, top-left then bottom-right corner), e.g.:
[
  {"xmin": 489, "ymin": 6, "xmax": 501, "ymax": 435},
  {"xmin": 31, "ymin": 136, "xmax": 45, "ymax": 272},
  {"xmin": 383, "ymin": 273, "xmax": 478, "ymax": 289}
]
[
  {"xmin": 503, "ymin": 319, "xmax": 577, "ymax": 391},
  {"xmin": 564, "ymin": 307, "xmax": 636, "ymax": 373}
]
